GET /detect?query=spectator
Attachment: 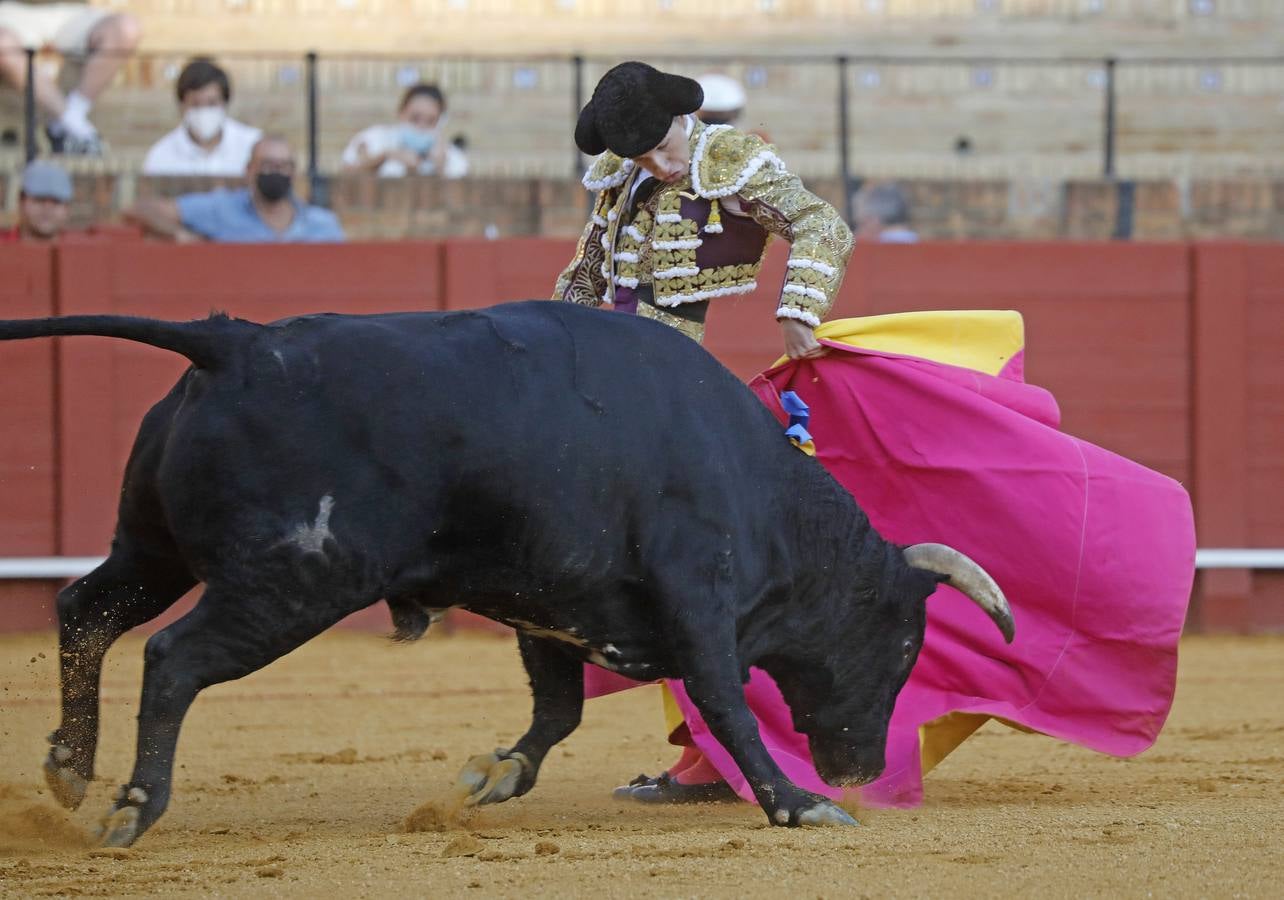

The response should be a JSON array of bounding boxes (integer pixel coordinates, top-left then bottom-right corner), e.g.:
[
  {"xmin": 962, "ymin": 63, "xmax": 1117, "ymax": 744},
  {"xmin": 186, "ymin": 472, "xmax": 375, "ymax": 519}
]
[
  {"xmin": 853, "ymin": 182, "xmax": 919, "ymax": 243},
  {"xmin": 142, "ymin": 58, "xmax": 262, "ymax": 177},
  {"xmin": 2, "ymin": 159, "xmax": 72, "ymax": 241},
  {"xmin": 0, "ymin": 1, "xmax": 142, "ymax": 155},
  {"xmin": 341, "ymin": 83, "xmax": 468, "ymax": 178},
  {"xmin": 126, "ymin": 136, "xmax": 344, "ymax": 243},
  {"xmin": 695, "ymin": 73, "xmax": 746, "ymax": 126}
]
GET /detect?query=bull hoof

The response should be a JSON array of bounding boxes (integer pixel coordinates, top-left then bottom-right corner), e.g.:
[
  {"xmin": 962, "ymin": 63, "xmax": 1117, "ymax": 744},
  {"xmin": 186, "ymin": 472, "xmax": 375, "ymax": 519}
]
[
  {"xmin": 96, "ymin": 805, "xmax": 140, "ymax": 848},
  {"xmin": 793, "ymin": 800, "xmax": 859, "ymax": 828},
  {"xmin": 454, "ymin": 749, "xmax": 532, "ymax": 807},
  {"xmin": 43, "ymin": 746, "xmax": 89, "ymax": 810}
]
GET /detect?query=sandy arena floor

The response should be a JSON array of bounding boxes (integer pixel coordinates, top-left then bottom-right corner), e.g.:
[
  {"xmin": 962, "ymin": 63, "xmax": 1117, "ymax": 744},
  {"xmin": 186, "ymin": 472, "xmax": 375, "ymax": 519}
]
[{"xmin": 0, "ymin": 629, "xmax": 1280, "ymax": 898}]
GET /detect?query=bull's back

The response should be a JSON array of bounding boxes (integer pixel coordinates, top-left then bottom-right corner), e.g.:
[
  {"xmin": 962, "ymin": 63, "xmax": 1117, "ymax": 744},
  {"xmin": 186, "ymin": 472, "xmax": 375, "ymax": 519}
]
[{"xmin": 151, "ymin": 302, "xmax": 808, "ymax": 582}]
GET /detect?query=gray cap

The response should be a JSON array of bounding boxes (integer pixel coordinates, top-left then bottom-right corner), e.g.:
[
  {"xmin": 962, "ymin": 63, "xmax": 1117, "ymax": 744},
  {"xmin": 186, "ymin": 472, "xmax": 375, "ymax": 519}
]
[{"xmin": 21, "ymin": 160, "xmax": 73, "ymax": 202}]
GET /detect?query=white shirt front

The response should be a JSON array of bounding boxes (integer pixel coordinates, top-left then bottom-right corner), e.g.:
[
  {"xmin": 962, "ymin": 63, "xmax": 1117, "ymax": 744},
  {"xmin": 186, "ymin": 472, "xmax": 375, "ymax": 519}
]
[
  {"xmin": 142, "ymin": 117, "xmax": 263, "ymax": 177},
  {"xmin": 341, "ymin": 124, "xmax": 470, "ymax": 179}
]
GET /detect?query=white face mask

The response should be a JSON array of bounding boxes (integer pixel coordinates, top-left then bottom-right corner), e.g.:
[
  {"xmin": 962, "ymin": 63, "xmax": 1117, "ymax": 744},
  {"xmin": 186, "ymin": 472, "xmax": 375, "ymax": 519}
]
[{"xmin": 184, "ymin": 105, "xmax": 227, "ymax": 143}]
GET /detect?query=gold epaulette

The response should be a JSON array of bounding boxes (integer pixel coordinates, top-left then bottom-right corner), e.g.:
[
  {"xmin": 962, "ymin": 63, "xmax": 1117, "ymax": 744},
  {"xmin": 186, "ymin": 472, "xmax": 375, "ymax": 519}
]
[
  {"xmin": 690, "ymin": 125, "xmax": 785, "ymax": 200},
  {"xmin": 581, "ymin": 153, "xmax": 634, "ymax": 192}
]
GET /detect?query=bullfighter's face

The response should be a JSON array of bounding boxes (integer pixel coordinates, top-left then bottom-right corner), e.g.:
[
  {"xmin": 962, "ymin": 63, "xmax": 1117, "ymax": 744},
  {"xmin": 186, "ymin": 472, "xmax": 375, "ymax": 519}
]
[
  {"xmin": 765, "ymin": 565, "xmax": 940, "ymax": 787},
  {"xmin": 630, "ymin": 117, "xmax": 691, "ymax": 184}
]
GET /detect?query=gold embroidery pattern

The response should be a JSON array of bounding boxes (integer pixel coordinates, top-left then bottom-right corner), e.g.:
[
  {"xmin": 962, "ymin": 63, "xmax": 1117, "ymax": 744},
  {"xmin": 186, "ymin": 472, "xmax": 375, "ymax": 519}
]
[
  {"xmin": 612, "ymin": 202, "xmax": 650, "ymax": 290},
  {"xmin": 638, "ymin": 302, "xmax": 706, "ymax": 343},
  {"xmin": 553, "ymin": 192, "xmax": 613, "ymax": 305},
  {"xmin": 655, "ymin": 263, "xmax": 760, "ymax": 306},
  {"xmin": 557, "ymin": 121, "xmax": 849, "ymax": 327},
  {"xmin": 738, "ymin": 161, "xmax": 853, "ymax": 322}
]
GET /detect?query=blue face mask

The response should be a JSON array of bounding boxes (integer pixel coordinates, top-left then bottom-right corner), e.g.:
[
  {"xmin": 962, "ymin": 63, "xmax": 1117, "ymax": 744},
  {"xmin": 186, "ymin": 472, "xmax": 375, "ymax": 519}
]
[{"xmin": 397, "ymin": 125, "xmax": 437, "ymax": 156}]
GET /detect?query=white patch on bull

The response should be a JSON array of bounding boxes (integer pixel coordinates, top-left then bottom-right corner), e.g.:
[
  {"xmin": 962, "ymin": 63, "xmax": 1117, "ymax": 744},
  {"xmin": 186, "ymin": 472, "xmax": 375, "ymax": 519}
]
[
  {"xmin": 513, "ymin": 620, "xmax": 620, "ymax": 670},
  {"xmin": 287, "ymin": 495, "xmax": 335, "ymax": 554},
  {"xmin": 271, "ymin": 349, "xmax": 288, "ymax": 373},
  {"xmin": 511, "ymin": 620, "xmax": 590, "ymax": 649}
]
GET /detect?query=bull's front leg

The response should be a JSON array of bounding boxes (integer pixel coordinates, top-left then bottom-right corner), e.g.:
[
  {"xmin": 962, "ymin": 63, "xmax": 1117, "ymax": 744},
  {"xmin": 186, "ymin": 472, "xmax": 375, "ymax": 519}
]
[
  {"xmin": 677, "ymin": 639, "xmax": 858, "ymax": 828},
  {"xmin": 455, "ymin": 633, "xmax": 584, "ymax": 806},
  {"xmin": 45, "ymin": 549, "xmax": 194, "ymax": 811}
]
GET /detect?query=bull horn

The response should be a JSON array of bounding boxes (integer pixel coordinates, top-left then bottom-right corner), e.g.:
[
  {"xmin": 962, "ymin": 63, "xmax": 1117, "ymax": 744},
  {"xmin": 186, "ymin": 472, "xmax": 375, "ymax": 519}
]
[{"xmin": 903, "ymin": 543, "xmax": 1015, "ymax": 643}]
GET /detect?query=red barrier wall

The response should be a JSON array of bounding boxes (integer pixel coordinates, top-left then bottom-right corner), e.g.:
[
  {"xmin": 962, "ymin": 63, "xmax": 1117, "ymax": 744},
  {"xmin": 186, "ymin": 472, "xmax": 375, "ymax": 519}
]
[
  {"xmin": 0, "ymin": 245, "xmax": 60, "ymax": 627},
  {"xmin": 1, "ymin": 238, "xmax": 1281, "ymax": 632},
  {"xmin": 54, "ymin": 241, "xmax": 445, "ymax": 556},
  {"xmin": 1192, "ymin": 243, "xmax": 1284, "ymax": 631}
]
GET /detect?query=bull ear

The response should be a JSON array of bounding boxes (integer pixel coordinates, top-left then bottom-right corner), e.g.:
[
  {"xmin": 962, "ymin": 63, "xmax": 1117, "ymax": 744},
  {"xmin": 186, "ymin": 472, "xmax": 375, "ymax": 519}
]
[{"xmin": 903, "ymin": 543, "xmax": 1014, "ymax": 643}]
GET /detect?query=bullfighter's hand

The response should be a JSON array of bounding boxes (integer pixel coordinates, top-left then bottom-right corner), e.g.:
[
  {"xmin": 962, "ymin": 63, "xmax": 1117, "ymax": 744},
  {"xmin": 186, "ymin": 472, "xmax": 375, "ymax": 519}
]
[{"xmin": 779, "ymin": 317, "xmax": 828, "ymax": 360}]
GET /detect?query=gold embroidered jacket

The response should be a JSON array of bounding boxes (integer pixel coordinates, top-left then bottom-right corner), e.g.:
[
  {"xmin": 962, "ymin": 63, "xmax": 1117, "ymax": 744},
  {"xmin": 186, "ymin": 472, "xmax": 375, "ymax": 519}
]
[{"xmin": 553, "ymin": 120, "xmax": 853, "ymax": 340}]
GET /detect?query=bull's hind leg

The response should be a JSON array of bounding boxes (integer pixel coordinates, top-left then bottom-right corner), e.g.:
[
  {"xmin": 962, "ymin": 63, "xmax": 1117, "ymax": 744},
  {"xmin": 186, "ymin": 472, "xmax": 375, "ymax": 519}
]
[
  {"xmin": 95, "ymin": 584, "xmax": 355, "ymax": 847},
  {"xmin": 456, "ymin": 633, "xmax": 584, "ymax": 806},
  {"xmin": 45, "ymin": 547, "xmax": 195, "ymax": 811}
]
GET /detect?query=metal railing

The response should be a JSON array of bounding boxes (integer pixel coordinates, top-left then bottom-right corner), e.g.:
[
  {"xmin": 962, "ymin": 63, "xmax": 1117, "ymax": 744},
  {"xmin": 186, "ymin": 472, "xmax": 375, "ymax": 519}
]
[
  {"xmin": 6, "ymin": 48, "xmax": 1284, "ymax": 209},
  {"xmin": 1, "ymin": 549, "xmax": 1279, "ymax": 581}
]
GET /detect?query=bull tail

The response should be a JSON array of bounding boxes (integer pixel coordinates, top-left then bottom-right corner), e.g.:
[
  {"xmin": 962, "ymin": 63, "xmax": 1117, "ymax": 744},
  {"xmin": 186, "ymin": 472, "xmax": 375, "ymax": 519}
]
[{"xmin": 0, "ymin": 313, "xmax": 253, "ymax": 369}]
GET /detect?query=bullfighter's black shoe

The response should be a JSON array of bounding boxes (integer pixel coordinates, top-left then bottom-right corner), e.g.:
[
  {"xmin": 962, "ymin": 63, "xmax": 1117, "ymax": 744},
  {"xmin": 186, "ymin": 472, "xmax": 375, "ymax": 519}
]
[{"xmin": 612, "ymin": 772, "xmax": 737, "ymax": 804}]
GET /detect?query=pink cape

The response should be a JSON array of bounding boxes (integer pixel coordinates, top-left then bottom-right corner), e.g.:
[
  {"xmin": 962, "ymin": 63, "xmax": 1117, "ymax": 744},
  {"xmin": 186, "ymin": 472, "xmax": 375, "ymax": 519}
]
[{"xmin": 586, "ymin": 340, "xmax": 1196, "ymax": 808}]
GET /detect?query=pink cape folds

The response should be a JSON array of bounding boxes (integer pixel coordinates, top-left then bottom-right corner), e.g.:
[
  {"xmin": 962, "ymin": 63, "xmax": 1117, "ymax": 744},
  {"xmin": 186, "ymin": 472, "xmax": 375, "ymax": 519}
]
[{"xmin": 586, "ymin": 312, "xmax": 1196, "ymax": 809}]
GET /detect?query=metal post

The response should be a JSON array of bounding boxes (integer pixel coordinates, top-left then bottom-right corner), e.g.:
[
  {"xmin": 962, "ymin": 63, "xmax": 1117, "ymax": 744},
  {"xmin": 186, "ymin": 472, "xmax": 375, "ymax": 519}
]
[
  {"xmin": 305, "ymin": 51, "xmax": 321, "ymax": 204},
  {"xmin": 1102, "ymin": 56, "xmax": 1117, "ymax": 179},
  {"xmin": 24, "ymin": 47, "xmax": 37, "ymax": 162},
  {"xmin": 837, "ymin": 56, "xmax": 853, "ymax": 223},
  {"xmin": 572, "ymin": 54, "xmax": 585, "ymax": 178}
]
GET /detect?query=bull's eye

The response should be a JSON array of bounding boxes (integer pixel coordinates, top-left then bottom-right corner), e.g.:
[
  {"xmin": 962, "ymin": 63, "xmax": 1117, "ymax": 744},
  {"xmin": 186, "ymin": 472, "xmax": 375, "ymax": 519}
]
[{"xmin": 902, "ymin": 637, "xmax": 915, "ymax": 660}]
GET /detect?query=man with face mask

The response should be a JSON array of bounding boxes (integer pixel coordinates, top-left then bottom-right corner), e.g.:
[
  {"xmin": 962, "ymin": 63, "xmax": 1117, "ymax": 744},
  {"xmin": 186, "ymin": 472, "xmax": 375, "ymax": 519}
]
[
  {"xmin": 126, "ymin": 136, "xmax": 344, "ymax": 243},
  {"xmin": 2, "ymin": 159, "xmax": 72, "ymax": 242},
  {"xmin": 142, "ymin": 58, "xmax": 262, "ymax": 177}
]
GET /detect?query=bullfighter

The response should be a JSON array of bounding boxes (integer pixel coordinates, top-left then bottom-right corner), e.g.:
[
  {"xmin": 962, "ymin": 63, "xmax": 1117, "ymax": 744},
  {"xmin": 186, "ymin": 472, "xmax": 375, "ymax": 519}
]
[
  {"xmin": 555, "ymin": 60, "xmax": 859, "ymax": 801},
  {"xmin": 554, "ymin": 60, "xmax": 852, "ymax": 359}
]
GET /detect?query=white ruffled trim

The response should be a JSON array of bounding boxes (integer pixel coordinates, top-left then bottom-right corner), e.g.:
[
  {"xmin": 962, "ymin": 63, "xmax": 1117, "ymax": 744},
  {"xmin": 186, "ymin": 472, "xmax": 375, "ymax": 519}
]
[
  {"xmin": 690, "ymin": 124, "xmax": 785, "ymax": 200},
  {"xmin": 591, "ymin": 214, "xmax": 607, "ymax": 227},
  {"xmin": 703, "ymin": 222, "xmax": 724, "ymax": 234},
  {"xmin": 613, "ymin": 275, "xmax": 639, "ymax": 288},
  {"xmin": 601, "ymin": 291, "xmax": 612, "ymax": 304},
  {"xmin": 599, "ymin": 263, "xmax": 609, "ymax": 278},
  {"xmin": 787, "ymin": 258, "xmax": 837, "ymax": 277},
  {"xmin": 613, "ymin": 252, "xmax": 640, "ymax": 263},
  {"xmin": 599, "ymin": 234, "xmax": 611, "ymax": 250},
  {"xmin": 607, "ymin": 208, "xmax": 618, "ymax": 222},
  {"xmin": 775, "ymin": 306, "xmax": 822, "ymax": 328},
  {"xmin": 624, "ymin": 225, "xmax": 646, "ymax": 242},
  {"xmin": 654, "ymin": 266, "xmax": 701, "ymax": 280},
  {"xmin": 652, "ymin": 238, "xmax": 703, "ymax": 250},
  {"xmin": 656, "ymin": 213, "xmax": 683, "ymax": 224},
  {"xmin": 582, "ymin": 158, "xmax": 634, "ymax": 192},
  {"xmin": 655, "ymin": 281, "xmax": 758, "ymax": 307},
  {"xmin": 783, "ymin": 284, "xmax": 828, "ymax": 303}
]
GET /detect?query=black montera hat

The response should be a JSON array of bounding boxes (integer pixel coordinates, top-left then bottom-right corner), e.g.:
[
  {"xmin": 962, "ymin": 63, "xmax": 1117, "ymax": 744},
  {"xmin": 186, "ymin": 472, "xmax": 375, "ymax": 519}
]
[{"xmin": 575, "ymin": 62, "xmax": 704, "ymax": 158}]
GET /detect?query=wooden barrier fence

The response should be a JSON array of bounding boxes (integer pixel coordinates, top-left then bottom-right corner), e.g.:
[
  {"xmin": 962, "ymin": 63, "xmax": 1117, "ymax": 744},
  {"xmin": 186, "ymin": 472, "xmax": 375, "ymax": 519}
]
[{"xmin": 0, "ymin": 238, "xmax": 1280, "ymax": 631}]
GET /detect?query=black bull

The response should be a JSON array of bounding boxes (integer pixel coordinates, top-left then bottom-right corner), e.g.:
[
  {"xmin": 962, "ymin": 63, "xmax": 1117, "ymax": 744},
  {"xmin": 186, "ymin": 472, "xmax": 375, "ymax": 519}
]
[{"xmin": 0, "ymin": 301, "xmax": 1012, "ymax": 846}]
